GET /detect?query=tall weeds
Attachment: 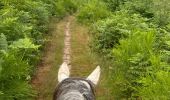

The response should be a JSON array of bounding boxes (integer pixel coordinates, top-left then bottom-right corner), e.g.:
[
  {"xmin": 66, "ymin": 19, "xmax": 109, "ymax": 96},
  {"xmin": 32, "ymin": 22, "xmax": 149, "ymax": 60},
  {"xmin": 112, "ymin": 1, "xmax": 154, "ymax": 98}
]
[
  {"xmin": 76, "ymin": 0, "xmax": 170, "ymax": 99},
  {"xmin": 0, "ymin": 0, "xmax": 77, "ymax": 99}
]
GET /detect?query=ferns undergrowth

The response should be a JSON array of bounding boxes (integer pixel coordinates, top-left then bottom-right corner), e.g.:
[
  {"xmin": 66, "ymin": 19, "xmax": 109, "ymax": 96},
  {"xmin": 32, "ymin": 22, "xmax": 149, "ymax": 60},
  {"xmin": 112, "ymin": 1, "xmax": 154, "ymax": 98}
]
[
  {"xmin": 0, "ymin": 0, "xmax": 77, "ymax": 99},
  {"xmin": 77, "ymin": 0, "xmax": 170, "ymax": 99},
  {"xmin": 1, "ymin": 0, "xmax": 170, "ymax": 99}
]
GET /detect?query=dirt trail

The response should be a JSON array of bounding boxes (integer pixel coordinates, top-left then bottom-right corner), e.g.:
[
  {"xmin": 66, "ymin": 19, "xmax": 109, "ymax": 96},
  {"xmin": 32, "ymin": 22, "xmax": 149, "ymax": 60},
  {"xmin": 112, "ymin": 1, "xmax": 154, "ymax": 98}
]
[
  {"xmin": 31, "ymin": 17, "xmax": 66, "ymax": 100},
  {"xmin": 63, "ymin": 21, "xmax": 71, "ymax": 66},
  {"xmin": 31, "ymin": 16, "xmax": 110, "ymax": 100}
]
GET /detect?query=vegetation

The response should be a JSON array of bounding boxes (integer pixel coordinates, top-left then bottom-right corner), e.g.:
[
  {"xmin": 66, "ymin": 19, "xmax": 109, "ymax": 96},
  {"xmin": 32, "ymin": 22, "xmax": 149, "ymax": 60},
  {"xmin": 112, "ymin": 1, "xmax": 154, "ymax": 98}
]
[
  {"xmin": 1, "ymin": 0, "xmax": 170, "ymax": 99},
  {"xmin": 0, "ymin": 0, "xmax": 77, "ymax": 99},
  {"xmin": 77, "ymin": 0, "xmax": 111, "ymax": 24},
  {"xmin": 76, "ymin": 0, "xmax": 170, "ymax": 99}
]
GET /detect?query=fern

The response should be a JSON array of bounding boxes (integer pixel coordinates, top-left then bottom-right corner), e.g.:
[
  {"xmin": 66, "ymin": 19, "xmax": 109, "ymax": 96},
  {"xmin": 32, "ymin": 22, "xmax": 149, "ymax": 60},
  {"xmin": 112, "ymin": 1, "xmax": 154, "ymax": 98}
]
[
  {"xmin": 9, "ymin": 38, "xmax": 40, "ymax": 49},
  {"xmin": 0, "ymin": 0, "xmax": 65, "ymax": 99},
  {"xmin": 0, "ymin": 33, "xmax": 8, "ymax": 52}
]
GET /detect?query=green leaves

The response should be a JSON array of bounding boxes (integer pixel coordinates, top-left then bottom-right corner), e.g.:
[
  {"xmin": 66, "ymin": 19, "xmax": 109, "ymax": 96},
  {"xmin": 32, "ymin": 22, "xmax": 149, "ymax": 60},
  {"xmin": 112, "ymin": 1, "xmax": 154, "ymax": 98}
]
[
  {"xmin": 0, "ymin": 52, "xmax": 34, "ymax": 99},
  {"xmin": 137, "ymin": 71, "xmax": 170, "ymax": 99},
  {"xmin": 0, "ymin": 59, "xmax": 2, "ymax": 75},
  {"xmin": 10, "ymin": 38, "xmax": 40, "ymax": 49},
  {"xmin": 0, "ymin": 0, "xmax": 61, "ymax": 99},
  {"xmin": 77, "ymin": 0, "xmax": 111, "ymax": 24},
  {"xmin": 0, "ymin": 33, "xmax": 7, "ymax": 75},
  {"xmin": 78, "ymin": 0, "xmax": 170, "ymax": 99},
  {"xmin": 0, "ymin": 33, "xmax": 8, "ymax": 52},
  {"xmin": 112, "ymin": 29, "xmax": 169, "ymax": 98},
  {"xmin": 91, "ymin": 11, "xmax": 151, "ymax": 56},
  {"xmin": 102, "ymin": 0, "xmax": 126, "ymax": 11},
  {"xmin": 55, "ymin": 0, "xmax": 77, "ymax": 18}
]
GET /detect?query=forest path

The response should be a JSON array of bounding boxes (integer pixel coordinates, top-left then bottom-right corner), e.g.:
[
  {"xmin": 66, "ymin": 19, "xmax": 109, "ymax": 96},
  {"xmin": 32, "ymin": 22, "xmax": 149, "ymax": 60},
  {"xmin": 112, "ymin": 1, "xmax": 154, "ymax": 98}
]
[{"xmin": 31, "ymin": 16, "xmax": 111, "ymax": 100}]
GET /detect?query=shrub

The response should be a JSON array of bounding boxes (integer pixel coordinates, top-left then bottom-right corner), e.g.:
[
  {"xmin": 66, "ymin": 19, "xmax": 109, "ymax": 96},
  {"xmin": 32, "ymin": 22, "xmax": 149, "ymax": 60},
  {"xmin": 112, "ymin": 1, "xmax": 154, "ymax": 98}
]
[
  {"xmin": 91, "ymin": 11, "xmax": 150, "ymax": 56},
  {"xmin": 77, "ymin": 0, "xmax": 111, "ymax": 24},
  {"xmin": 0, "ymin": 51, "xmax": 34, "ymax": 100},
  {"xmin": 40, "ymin": 0, "xmax": 58, "ymax": 16},
  {"xmin": 62, "ymin": 0, "xmax": 77, "ymax": 14},
  {"xmin": 152, "ymin": 0, "xmax": 170, "ymax": 27},
  {"xmin": 0, "ymin": 8, "xmax": 31, "ymax": 41},
  {"xmin": 55, "ymin": 1, "xmax": 67, "ymax": 18},
  {"xmin": 102, "ymin": 0, "xmax": 126, "ymax": 11},
  {"xmin": 137, "ymin": 70, "xmax": 170, "ymax": 99},
  {"xmin": 120, "ymin": 0, "xmax": 154, "ymax": 18},
  {"xmin": 82, "ymin": 0, "xmax": 170, "ymax": 99},
  {"xmin": 111, "ymin": 29, "xmax": 170, "ymax": 99},
  {"xmin": 0, "ymin": 0, "xmax": 62, "ymax": 99},
  {"xmin": 55, "ymin": 0, "xmax": 77, "ymax": 19},
  {"xmin": 120, "ymin": 0, "xmax": 170, "ymax": 27},
  {"xmin": 0, "ymin": 34, "xmax": 36, "ymax": 100}
]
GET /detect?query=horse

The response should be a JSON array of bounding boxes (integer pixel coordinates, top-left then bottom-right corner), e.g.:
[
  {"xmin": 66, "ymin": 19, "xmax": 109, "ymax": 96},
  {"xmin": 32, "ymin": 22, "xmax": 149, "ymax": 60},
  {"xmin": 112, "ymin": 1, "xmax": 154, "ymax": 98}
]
[{"xmin": 53, "ymin": 62, "xmax": 101, "ymax": 100}]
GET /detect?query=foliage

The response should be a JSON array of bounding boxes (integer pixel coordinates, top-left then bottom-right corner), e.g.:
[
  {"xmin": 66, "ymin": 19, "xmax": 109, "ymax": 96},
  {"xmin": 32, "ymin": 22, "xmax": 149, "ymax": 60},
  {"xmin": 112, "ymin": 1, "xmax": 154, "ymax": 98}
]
[
  {"xmin": 112, "ymin": 30, "xmax": 170, "ymax": 99},
  {"xmin": 9, "ymin": 38, "xmax": 40, "ymax": 49},
  {"xmin": 0, "ymin": 33, "xmax": 8, "ymax": 52},
  {"xmin": 91, "ymin": 11, "xmax": 150, "ymax": 56},
  {"xmin": 0, "ymin": 33, "xmax": 34, "ymax": 99},
  {"xmin": 0, "ymin": 0, "xmax": 170, "ymax": 99},
  {"xmin": 0, "ymin": 33, "xmax": 7, "ymax": 76},
  {"xmin": 77, "ymin": 0, "xmax": 111, "ymax": 24},
  {"xmin": 0, "ymin": 0, "xmax": 77, "ymax": 99},
  {"xmin": 40, "ymin": 0, "xmax": 59, "ymax": 16},
  {"xmin": 137, "ymin": 70, "xmax": 170, "ymax": 99},
  {"xmin": 77, "ymin": 0, "xmax": 170, "ymax": 99},
  {"xmin": 55, "ymin": 0, "xmax": 77, "ymax": 18},
  {"xmin": 62, "ymin": 0, "xmax": 77, "ymax": 14},
  {"xmin": 102, "ymin": 0, "xmax": 127, "ymax": 11},
  {"xmin": 120, "ymin": 0, "xmax": 170, "ymax": 27},
  {"xmin": 0, "ymin": 51, "xmax": 34, "ymax": 100}
]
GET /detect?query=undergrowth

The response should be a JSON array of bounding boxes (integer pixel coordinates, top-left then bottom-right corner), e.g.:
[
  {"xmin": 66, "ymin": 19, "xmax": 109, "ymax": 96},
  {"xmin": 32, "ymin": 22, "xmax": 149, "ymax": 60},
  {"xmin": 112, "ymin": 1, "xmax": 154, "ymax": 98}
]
[
  {"xmin": 0, "ymin": 0, "xmax": 78, "ymax": 99},
  {"xmin": 76, "ymin": 0, "xmax": 170, "ymax": 99}
]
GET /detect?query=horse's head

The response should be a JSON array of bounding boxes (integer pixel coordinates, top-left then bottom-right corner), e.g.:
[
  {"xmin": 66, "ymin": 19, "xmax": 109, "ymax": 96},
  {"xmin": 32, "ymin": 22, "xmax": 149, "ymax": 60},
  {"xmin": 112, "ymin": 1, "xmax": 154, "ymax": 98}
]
[{"xmin": 53, "ymin": 62, "xmax": 101, "ymax": 100}]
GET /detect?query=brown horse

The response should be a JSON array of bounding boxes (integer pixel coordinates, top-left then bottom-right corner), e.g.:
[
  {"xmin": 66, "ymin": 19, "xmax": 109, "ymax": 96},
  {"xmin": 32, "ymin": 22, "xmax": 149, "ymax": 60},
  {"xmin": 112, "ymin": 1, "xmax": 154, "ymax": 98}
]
[{"xmin": 53, "ymin": 62, "xmax": 101, "ymax": 100}]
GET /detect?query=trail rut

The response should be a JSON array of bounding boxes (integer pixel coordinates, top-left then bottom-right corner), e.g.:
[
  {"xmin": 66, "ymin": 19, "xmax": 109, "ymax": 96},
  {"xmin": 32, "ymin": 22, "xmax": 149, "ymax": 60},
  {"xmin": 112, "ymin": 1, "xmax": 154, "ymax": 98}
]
[
  {"xmin": 31, "ymin": 16, "xmax": 110, "ymax": 100},
  {"xmin": 63, "ymin": 21, "xmax": 71, "ymax": 67}
]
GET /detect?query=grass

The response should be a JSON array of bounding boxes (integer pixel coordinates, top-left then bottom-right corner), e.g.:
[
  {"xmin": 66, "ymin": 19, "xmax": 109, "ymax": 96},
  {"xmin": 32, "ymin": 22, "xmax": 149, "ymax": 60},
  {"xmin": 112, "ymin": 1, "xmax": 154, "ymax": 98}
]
[
  {"xmin": 32, "ymin": 16, "xmax": 113, "ymax": 100},
  {"xmin": 32, "ymin": 17, "xmax": 66, "ymax": 100},
  {"xmin": 70, "ymin": 16, "xmax": 112, "ymax": 100}
]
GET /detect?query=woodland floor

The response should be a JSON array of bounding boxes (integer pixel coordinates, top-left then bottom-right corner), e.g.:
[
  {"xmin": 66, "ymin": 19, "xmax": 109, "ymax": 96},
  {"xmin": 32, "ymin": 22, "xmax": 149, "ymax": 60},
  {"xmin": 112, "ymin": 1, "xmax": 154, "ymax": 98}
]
[{"xmin": 31, "ymin": 16, "xmax": 112, "ymax": 100}]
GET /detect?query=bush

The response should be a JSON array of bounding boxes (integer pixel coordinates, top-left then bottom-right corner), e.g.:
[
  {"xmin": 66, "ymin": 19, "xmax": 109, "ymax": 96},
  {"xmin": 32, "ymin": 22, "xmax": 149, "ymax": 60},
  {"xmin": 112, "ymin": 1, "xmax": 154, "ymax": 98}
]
[
  {"xmin": 0, "ymin": 8, "xmax": 31, "ymax": 41},
  {"xmin": 0, "ymin": 0, "xmax": 67, "ymax": 99},
  {"xmin": 81, "ymin": 0, "xmax": 170, "ymax": 99},
  {"xmin": 111, "ymin": 29, "xmax": 170, "ymax": 99},
  {"xmin": 0, "ymin": 51, "xmax": 33, "ymax": 100},
  {"xmin": 55, "ymin": 1, "xmax": 67, "ymax": 18},
  {"xmin": 120, "ymin": 0, "xmax": 170, "ymax": 27},
  {"xmin": 77, "ymin": 0, "xmax": 111, "ymax": 24},
  {"xmin": 40, "ymin": 0, "xmax": 58, "ymax": 16},
  {"xmin": 55, "ymin": 0, "xmax": 77, "ymax": 19},
  {"xmin": 102, "ymin": 0, "xmax": 126, "ymax": 11},
  {"xmin": 62, "ymin": 0, "xmax": 77, "ymax": 14},
  {"xmin": 137, "ymin": 70, "xmax": 170, "ymax": 99},
  {"xmin": 0, "ymin": 0, "xmax": 77, "ymax": 99},
  {"xmin": 91, "ymin": 11, "xmax": 150, "ymax": 56},
  {"xmin": 0, "ymin": 34, "xmax": 38, "ymax": 99}
]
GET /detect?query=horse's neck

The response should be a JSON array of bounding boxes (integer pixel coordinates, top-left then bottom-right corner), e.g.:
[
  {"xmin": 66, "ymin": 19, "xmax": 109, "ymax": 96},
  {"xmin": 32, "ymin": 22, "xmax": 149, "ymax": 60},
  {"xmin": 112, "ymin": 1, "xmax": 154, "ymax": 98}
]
[
  {"xmin": 54, "ymin": 78, "xmax": 96, "ymax": 100},
  {"xmin": 57, "ymin": 90, "xmax": 85, "ymax": 100}
]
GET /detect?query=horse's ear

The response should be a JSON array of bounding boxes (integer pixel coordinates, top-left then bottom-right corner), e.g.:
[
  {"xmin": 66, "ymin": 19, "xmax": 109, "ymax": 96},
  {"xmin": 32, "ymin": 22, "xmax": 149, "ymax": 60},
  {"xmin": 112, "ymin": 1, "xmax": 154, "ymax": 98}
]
[
  {"xmin": 87, "ymin": 66, "xmax": 101, "ymax": 85},
  {"xmin": 58, "ymin": 62, "xmax": 70, "ymax": 82}
]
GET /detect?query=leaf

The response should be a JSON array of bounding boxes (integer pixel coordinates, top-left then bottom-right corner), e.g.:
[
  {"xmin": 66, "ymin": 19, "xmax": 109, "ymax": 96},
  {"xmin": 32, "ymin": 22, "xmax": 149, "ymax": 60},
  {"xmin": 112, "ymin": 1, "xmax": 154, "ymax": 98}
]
[
  {"xmin": 0, "ymin": 59, "xmax": 2, "ymax": 74},
  {"xmin": 0, "ymin": 33, "xmax": 8, "ymax": 51},
  {"xmin": 9, "ymin": 38, "xmax": 40, "ymax": 49}
]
